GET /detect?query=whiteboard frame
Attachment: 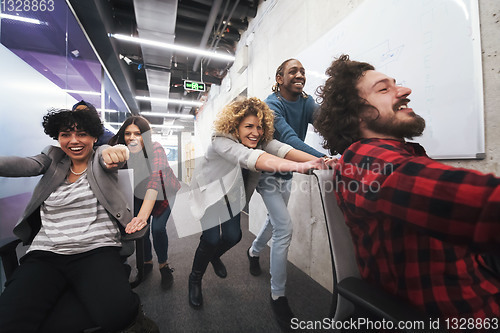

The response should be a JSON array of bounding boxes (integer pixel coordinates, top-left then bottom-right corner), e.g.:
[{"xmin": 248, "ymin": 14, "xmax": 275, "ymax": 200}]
[{"xmin": 300, "ymin": 0, "xmax": 485, "ymax": 160}]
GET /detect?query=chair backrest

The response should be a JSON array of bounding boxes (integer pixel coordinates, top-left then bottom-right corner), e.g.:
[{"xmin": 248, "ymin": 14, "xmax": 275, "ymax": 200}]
[{"xmin": 313, "ymin": 169, "xmax": 360, "ymax": 321}]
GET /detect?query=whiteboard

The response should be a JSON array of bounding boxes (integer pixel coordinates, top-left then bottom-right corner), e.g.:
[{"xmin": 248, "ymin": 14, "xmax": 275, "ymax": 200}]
[{"xmin": 300, "ymin": 0, "xmax": 484, "ymax": 159}]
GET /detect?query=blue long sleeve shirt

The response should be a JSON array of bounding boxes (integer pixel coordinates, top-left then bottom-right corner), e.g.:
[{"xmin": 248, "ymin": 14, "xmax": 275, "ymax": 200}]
[{"xmin": 264, "ymin": 92, "xmax": 324, "ymax": 179}]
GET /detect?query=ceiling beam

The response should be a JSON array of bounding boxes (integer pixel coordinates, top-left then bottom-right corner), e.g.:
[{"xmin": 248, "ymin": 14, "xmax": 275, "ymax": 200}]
[{"xmin": 66, "ymin": 0, "xmax": 140, "ymax": 114}]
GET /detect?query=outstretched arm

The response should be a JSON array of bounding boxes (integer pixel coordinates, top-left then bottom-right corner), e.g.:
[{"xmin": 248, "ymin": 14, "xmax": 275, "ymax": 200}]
[
  {"xmin": 125, "ymin": 188, "xmax": 158, "ymax": 234},
  {"xmin": 269, "ymin": 97, "xmax": 324, "ymax": 157},
  {"xmin": 255, "ymin": 152, "xmax": 326, "ymax": 174},
  {"xmin": 283, "ymin": 148, "xmax": 338, "ymax": 169},
  {"xmin": 283, "ymin": 148, "xmax": 320, "ymax": 162},
  {"xmin": 273, "ymin": 114, "xmax": 324, "ymax": 157}
]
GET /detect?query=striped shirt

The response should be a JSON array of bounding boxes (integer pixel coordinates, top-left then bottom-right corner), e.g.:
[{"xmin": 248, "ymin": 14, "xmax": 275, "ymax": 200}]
[{"xmin": 28, "ymin": 173, "xmax": 121, "ymax": 255}]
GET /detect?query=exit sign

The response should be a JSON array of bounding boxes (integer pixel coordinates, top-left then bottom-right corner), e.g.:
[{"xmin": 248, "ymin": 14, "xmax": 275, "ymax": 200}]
[{"xmin": 184, "ymin": 80, "xmax": 206, "ymax": 92}]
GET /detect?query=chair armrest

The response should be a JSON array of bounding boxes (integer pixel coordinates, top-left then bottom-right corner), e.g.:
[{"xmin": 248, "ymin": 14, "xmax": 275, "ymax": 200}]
[
  {"xmin": 0, "ymin": 237, "xmax": 21, "ymax": 251},
  {"xmin": 0, "ymin": 237, "xmax": 22, "ymax": 279},
  {"xmin": 337, "ymin": 277, "xmax": 430, "ymax": 329}
]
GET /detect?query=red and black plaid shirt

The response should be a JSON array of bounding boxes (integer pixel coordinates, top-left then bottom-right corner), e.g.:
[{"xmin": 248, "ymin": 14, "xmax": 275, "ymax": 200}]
[
  {"xmin": 335, "ymin": 138, "xmax": 500, "ymax": 320},
  {"xmin": 139, "ymin": 142, "xmax": 180, "ymax": 216}
]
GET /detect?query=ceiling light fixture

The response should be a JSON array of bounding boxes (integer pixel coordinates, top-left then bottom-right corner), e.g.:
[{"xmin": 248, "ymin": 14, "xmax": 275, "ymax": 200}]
[
  {"xmin": 97, "ymin": 108, "xmax": 120, "ymax": 113},
  {"xmin": 135, "ymin": 96, "xmax": 203, "ymax": 107},
  {"xmin": 109, "ymin": 33, "xmax": 235, "ymax": 62},
  {"xmin": 151, "ymin": 124, "xmax": 185, "ymax": 130},
  {"xmin": 140, "ymin": 112, "xmax": 194, "ymax": 119},
  {"xmin": 119, "ymin": 54, "xmax": 133, "ymax": 65},
  {"xmin": 0, "ymin": 13, "xmax": 46, "ymax": 25},
  {"xmin": 64, "ymin": 89, "xmax": 101, "ymax": 96},
  {"xmin": 107, "ymin": 122, "xmax": 184, "ymax": 130}
]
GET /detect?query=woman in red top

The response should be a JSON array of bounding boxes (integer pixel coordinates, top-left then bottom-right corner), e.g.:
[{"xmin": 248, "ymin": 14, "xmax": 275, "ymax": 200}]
[{"xmin": 110, "ymin": 116, "xmax": 180, "ymax": 289}]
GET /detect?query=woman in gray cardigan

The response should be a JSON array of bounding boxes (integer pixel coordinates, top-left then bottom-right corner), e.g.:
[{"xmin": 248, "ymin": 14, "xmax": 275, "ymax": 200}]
[
  {"xmin": 188, "ymin": 97, "xmax": 326, "ymax": 308},
  {"xmin": 0, "ymin": 108, "xmax": 157, "ymax": 332}
]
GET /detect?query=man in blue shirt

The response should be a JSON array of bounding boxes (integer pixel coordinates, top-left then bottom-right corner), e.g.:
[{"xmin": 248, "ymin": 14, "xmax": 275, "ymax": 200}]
[{"xmin": 247, "ymin": 59, "xmax": 326, "ymax": 329}]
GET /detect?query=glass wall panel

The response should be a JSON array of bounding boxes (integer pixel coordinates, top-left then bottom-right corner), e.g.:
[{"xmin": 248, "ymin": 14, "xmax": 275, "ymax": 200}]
[{"xmin": 0, "ymin": 1, "xmax": 129, "ymax": 286}]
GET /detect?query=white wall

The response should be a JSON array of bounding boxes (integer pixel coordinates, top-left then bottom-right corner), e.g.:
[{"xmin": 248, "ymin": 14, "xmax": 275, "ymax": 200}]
[
  {"xmin": 0, "ymin": 44, "xmax": 75, "ymax": 198},
  {"xmin": 194, "ymin": 0, "xmax": 500, "ymax": 292}
]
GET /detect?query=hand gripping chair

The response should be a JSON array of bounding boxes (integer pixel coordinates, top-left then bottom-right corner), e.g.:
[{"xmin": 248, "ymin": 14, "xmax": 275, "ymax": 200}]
[{"xmin": 313, "ymin": 170, "xmax": 433, "ymax": 332}]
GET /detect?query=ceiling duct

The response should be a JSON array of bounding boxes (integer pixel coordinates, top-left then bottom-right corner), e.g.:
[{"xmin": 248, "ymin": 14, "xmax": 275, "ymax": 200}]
[{"xmin": 133, "ymin": 0, "xmax": 177, "ymax": 114}]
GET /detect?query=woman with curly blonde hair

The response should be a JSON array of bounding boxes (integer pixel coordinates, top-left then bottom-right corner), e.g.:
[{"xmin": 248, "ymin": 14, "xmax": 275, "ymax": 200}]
[
  {"xmin": 188, "ymin": 97, "xmax": 327, "ymax": 308},
  {"xmin": 213, "ymin": 97, "xmax": 275, "ymax": 143}
]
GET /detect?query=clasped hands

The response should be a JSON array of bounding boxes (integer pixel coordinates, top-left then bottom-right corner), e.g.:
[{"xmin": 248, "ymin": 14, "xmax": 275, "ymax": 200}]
[{"xmin": 299, "ymin": 156, "xmax": 338, "ymax": 174}]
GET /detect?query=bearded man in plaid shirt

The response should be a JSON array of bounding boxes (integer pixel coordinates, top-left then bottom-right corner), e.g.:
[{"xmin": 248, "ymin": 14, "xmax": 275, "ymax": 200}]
[{"xmin": 314, "ymin": 54, "xmax": 500, "ymax": 322}]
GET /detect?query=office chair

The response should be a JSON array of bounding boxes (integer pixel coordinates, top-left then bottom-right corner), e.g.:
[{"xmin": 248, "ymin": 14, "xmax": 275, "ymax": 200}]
[{"xmin": 313, "ymin": 169, "xmax": 430, "ymax": 331}]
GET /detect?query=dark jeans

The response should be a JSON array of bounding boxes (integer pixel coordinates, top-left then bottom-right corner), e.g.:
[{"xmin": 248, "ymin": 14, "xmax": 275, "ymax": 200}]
[
  {"xmin": 0, "ymin": 247, "xmax": 140, "ymax": 333},
  {"xmin": 201, "ymin": 202, "xmax": 242, "ymax": 247},
  {"xmin": 134, "ymin": 198, "xmax": 171, "ymax": 264}
]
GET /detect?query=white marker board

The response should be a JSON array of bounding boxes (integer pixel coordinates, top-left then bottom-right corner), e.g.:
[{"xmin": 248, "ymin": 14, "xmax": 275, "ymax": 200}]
[{"xmin": 300, "ymin": 0, "xmax": 485, "ymax": 159}]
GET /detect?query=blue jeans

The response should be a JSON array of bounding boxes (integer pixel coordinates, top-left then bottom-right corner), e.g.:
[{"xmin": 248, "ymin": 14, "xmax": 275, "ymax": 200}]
[
  {"xmin": 252, "ymin": 174, "xmax": 293, "ymax": 297},
  {"xmin": 134, "ymin": 198, "xmax": 170, "ymax": 264},
  {"xmin": 201, "ymin": 198, "xmax": 242, "ymax": 247}
]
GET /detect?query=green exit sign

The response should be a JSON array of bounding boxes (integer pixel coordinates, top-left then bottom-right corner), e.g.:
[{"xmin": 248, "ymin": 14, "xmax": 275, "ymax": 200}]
[{"xmin": 184, "ymin": 80, "xmax": 206, "ymax": 92}]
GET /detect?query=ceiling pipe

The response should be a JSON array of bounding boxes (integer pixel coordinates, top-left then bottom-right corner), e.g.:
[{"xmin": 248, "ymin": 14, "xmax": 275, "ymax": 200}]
[
  {"xmin": 192, "ymin": 0, "xmax": 223, "ymax": 73},
  {"xmin": 206, "ymin": 0, "xmax": 240, "ymax": 68}
]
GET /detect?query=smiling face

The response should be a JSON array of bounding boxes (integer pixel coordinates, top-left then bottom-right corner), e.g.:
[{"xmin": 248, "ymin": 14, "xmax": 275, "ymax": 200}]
[
  {"xmin": 124, "ymin": 124, "xmax": 144, "ymax": 154},
  {"xmin": 58, "ymin": 127, "xmax": 96, "ymax": 164},
  {"xmin": 237, "ymin": 115, "xmax": 263, "ymax": 148},
  {"xmin": 277, "ymin": 59, "xmax": 306, "ymax": 101},
  {"xmin": 356, "ymin": 70, "xmax": 425, "ymax": 139}
]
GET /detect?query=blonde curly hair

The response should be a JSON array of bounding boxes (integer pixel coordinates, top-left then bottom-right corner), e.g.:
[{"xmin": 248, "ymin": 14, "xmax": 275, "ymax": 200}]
[{"xmin": 214, "ymin": 97, "xmax": 275, "ymax": 143}]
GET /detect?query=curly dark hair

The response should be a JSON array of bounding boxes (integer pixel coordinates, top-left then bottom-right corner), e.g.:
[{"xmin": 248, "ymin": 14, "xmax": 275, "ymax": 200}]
[
  {"xmin": 314, "ymin": 54, "xmax": 374, "ymax": 155},
  {"xmin": 42, "ymin": 108, "xmax": 104, "ymax": 140}
]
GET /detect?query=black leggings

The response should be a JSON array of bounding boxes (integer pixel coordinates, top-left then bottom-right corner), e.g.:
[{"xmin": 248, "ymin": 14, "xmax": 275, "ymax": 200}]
[{"xmin": 0, "ymin": 247, "xmax": 140, "ymax": 333}]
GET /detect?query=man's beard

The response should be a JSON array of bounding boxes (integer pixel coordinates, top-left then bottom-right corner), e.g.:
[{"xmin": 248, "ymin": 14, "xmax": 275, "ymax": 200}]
[{"xmin": 364, "ymin": 109, "xmax": 426, "ymax": 140}]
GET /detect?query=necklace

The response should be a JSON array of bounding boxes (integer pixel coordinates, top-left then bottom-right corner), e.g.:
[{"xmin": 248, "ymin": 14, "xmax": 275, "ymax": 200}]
[{"xmin": 70, "ymin": 167, "xmax": 88, "ymax": 176}]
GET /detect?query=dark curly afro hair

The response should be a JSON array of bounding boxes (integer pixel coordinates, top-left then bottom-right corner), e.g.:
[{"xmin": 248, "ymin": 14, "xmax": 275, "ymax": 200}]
[{"xmin": 42, "ymin": 108, "xmax": 104, "ymax": 140}]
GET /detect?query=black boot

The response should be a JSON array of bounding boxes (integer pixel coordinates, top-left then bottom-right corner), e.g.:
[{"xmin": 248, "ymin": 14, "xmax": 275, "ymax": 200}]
[
  {"xmin": 189, "ymin": 240, "xmax": 217, "ymax": 308},
  {"xmin": 211, "ymin": 233, "xmax": 241, "ymax": 279},
  {"xmin": 210, "ymin": 256, "xmax": 227, "ymax": 278}
]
